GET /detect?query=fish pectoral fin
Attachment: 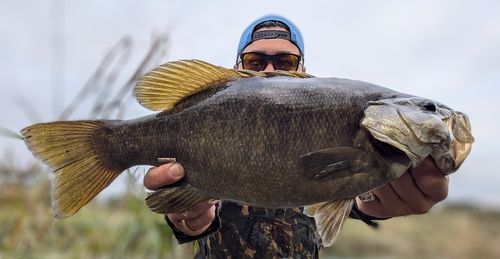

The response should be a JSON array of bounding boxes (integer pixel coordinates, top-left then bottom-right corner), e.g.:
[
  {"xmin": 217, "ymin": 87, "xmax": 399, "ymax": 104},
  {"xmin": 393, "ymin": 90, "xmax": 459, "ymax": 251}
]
[
  {"xmin": 304, "ymin": 199, "xmax": 354, "ymax": 247},
  {"xmin": 298, "ymin": 147, "xmax": 376, "ymax": 181},
  {"xmin": 146, "ymin": 181, "xmax": 215, "ymax": 214}
]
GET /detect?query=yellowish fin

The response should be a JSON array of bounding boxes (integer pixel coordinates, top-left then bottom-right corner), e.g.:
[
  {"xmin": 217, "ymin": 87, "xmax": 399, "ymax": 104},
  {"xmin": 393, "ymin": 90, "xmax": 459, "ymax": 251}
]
[
  {"xmin": 21, "ymin": 120, "xmax": 122, "ymax": 218},
  {"xmin": 304, "ymin": 199, "xmax": 354, "ymax": 247},
  {"xmin": 135, "ymin": 60, "xmax": 254, "ymax": 111},
  {"xmin": 134, "ymin": 59, "xmax": 314, "ymax": 111}
]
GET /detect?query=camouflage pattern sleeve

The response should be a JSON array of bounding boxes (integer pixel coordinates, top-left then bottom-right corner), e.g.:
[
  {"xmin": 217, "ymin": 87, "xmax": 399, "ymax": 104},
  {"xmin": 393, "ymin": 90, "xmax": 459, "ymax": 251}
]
[{"xmin": 194, "ymin": 201, "xmax": 321, "ymax": 259}]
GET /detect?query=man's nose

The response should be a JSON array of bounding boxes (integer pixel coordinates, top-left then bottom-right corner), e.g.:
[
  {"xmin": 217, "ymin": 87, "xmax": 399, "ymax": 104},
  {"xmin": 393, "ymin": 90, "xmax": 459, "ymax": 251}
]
[{"xmin": 262, "ymin": 60, "xmax": 275, "ymax": 71}]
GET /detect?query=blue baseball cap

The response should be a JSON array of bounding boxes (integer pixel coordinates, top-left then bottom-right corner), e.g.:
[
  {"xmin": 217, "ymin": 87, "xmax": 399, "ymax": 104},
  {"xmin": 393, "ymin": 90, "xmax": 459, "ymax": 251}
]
[{"xmin": 236, "ymin": 15, "xmax": 305, "ymax": 59}]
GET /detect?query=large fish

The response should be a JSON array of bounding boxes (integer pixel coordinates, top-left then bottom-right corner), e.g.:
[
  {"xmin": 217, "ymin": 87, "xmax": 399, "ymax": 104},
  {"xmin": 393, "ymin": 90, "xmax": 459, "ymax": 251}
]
[{"xmin": 21, "ymin": 60, "xmax": 474, "ymax": 246}]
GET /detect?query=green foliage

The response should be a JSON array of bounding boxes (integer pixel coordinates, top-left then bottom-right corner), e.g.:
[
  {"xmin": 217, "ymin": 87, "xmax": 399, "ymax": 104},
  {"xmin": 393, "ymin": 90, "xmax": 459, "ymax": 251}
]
[{"xmin": 0, "ymin": 175, "xmax": 196, "ymax": 259}]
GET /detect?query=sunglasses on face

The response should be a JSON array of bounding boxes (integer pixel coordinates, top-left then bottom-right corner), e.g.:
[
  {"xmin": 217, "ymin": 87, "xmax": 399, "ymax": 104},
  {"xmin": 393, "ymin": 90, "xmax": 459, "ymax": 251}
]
[{"xmin": 239, "ymin": 52, "xmax": 302, "ymax": 72}]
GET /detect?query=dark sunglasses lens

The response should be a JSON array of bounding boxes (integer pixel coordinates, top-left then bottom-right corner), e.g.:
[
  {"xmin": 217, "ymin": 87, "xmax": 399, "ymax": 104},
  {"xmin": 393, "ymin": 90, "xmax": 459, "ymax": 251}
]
[
  {"xmin": 274, "ymin": 54, "xmax": 299, "ymax": 71},
  {"xmin": 241, "ymin": 53, "xmax": 267, "ymax": 71}
]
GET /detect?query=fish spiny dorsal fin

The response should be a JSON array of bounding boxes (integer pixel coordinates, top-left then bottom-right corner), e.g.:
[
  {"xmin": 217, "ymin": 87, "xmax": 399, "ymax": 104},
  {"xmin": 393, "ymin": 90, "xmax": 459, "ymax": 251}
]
[
  {"xmin": 304, "ymin": 199, "xmax": 354, "ymax": 247},
  {"xmin": 135, "ymin": 60, "xmax": 263, "ymax": 111}
]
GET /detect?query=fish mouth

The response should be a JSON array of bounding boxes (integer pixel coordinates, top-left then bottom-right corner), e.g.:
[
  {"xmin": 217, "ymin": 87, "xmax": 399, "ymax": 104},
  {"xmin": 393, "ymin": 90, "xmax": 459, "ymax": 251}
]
[
  {"xmin": 368, "ymin": 133, "xmax": 411, "ymax": 172},
  {"xmin": 432, "ymin": 111, "xmax": 475, "ymax": 174}
]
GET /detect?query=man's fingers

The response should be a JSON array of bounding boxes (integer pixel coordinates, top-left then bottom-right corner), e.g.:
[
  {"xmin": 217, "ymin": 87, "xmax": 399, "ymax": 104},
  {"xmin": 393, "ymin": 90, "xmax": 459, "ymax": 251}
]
[
  {"xmin": 410, "ymin": 157, "xmax": 449, "ymax": 202},
  {"xmin": 184, "ymin": 203, "xmax": 217, "ymax": 230},
  {"xmin": 388, "ymin": 171, "xmax": 431, "ymax": 215},
  {"xmin": 357, "ymin": 157, "xmax": 450, "ymax": 218},
  {"xmin": 168, "ymin": 201, "xmax": 218, "ymax": 221},
  {"xmin": 143, "ymin": 163, "xmax": 185, "ymax": 190},
  {"xmin": 357, "ymin": 181, "xmax": 410, "ymax": 218},
  {"xmin": 167, "ymin": 201, "xmax": 218, "ymax": 236}
]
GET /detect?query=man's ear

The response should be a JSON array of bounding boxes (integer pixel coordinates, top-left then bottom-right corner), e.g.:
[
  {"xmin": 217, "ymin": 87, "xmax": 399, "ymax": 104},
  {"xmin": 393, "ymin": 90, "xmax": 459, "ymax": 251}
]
[
  {"xmin": 301, "ymin": 66, "xmax": 306, "ymax": 73},
  {"xmin": 233, "ymin": 64, "xmax": 238, "ymax": 69}
]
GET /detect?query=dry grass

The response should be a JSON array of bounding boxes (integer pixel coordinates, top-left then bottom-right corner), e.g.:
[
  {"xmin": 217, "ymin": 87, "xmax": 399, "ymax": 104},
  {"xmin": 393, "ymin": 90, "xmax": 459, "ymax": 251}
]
[
  {"xmin": 2, "ymin": 175, "xmax": 499, "ymax": 259},
  {"xmin": 0, "ymin": 176, "xmax": 197, "ymax": 259},
  {"xmin": 322, "ymin": 204, "xmax": 500, "ymax": 259},
  {"xmin": 0, "ymin": 33, "xmax": 191, "ymax": 259}
]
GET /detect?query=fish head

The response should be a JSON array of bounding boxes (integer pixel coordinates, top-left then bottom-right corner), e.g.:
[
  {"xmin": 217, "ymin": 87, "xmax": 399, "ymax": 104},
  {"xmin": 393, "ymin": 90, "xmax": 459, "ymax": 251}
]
[{"xmin": 360, "ymin": 97, "xmax": 474, "ymax": 175}]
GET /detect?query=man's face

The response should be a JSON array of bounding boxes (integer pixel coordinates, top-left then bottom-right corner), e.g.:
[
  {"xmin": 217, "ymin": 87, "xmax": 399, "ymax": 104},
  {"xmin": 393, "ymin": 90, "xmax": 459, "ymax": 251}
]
[{"xmin": 235, "ymin": 27, "xmax": 306, "ymax": 73}]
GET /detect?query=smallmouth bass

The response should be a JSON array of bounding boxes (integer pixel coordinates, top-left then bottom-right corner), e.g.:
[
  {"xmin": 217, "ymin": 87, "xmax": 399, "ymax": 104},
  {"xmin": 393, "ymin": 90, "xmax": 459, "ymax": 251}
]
[{"xmin": 21, "ymin": 60, "xmax": 474, "ymax": 246}]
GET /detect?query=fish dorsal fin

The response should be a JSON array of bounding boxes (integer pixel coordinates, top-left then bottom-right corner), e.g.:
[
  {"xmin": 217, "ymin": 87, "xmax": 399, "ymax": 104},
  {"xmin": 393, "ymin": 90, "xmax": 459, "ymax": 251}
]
[
  {"xmin": 135, "ymin": 60, "xmax": 315, "ymax": 111},
  {"xmin": 304, "ymin": 199, "xmax": 354, "ymax": 247},
  {"xmin": 135, "ymin": 60, "xmax": 261, "ymax": 111}
]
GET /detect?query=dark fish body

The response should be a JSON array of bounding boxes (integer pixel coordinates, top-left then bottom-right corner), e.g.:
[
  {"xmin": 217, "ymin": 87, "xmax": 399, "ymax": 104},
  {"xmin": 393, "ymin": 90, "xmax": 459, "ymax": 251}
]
[
  {"xmin": 21, "ymin": 60, "xmax": 474, "ymax": 246},
  {"xmin": 98, "ymin": 76, "xmax": 410, "ymax": 207}
]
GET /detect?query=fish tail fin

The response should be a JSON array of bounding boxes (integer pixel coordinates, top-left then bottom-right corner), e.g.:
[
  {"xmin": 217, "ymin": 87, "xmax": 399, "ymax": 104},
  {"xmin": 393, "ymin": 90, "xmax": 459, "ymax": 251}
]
[
  {"xmin": 304, "ymin": 199, "xmax": 354, "ymax": 247},
  {"xmin": 21, "ymin": 120, "xmax": 123, "ymax": 218}
]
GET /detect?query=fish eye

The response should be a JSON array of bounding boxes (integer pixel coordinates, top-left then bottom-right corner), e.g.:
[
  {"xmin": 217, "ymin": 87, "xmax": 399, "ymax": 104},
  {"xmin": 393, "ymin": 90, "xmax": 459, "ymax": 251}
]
[{"xmin": 422, "ymin": 101, "xmax": 437, "ymax": 112}]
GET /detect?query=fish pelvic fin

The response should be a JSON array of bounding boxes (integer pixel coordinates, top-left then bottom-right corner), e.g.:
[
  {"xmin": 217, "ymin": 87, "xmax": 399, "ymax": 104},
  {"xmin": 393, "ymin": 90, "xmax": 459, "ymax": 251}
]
[
  {"xmin": 146, "ymin": 181, "xmax": 215, "ymax": 214},
  {"xmin": 21, "ymin": 120, "xmax": 123, "ymax": 218},
  {"xmin": 134, "ymin": 59, "xmax": 315, "ymax": 111},
  {"xmin": 304, "ymin": 199, "xmax": 354, "ymax": 247}
]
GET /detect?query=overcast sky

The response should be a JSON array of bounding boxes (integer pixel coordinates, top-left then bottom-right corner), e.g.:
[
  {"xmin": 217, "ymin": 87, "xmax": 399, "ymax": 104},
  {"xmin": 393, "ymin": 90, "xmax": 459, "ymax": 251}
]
[{"xmin": 1, "ymin": 1, "xmax": 499, "ymax": 208}]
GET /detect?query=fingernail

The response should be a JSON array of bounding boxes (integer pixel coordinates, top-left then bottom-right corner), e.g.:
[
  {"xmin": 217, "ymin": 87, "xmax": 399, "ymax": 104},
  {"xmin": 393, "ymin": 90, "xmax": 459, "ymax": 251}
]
[{"xmin": 169, "ymin": 164, "xmax": 182, "ymax": 178}]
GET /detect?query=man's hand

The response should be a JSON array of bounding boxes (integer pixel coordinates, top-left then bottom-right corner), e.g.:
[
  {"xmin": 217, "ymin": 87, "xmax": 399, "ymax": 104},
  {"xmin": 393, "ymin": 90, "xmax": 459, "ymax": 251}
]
[
  {"xmin": 356, "ymin": 157, "xmax": 449, "ymax": 218},
  {"xmin": 144, "ymin": 163, "xmax": 218, "ymax": 236}
]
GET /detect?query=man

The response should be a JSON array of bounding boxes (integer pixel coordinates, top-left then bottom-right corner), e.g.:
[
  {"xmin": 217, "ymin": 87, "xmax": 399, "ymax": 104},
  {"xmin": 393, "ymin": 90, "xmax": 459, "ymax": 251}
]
[{"xmin": 143, "ymin": 15, "xmax": 449, "ymax": 258}]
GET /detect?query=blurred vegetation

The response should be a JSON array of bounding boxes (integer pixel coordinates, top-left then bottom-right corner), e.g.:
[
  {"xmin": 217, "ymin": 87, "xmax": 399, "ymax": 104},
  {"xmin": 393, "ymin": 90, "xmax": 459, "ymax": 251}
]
[
  {"xmin": 2, "ymin": 164, "xmax": 500, "ymax": 259},
  {"xmin": 321, "ymin": 204, "xmax": 500, "ymax": 259},
  {"xmin": 0, "ymin": 169, "xmax": 192, "ymax": 259},
  {"xmin": 0, "ymin": 32, "xmax": 193, "ymax": 259}
]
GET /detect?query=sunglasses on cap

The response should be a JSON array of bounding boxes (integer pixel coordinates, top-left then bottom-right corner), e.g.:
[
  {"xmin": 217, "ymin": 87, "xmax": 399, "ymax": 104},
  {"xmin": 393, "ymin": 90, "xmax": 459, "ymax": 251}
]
[{"xmin": 238, "ymin": 52, "xmax": 302, "ymax": 72}]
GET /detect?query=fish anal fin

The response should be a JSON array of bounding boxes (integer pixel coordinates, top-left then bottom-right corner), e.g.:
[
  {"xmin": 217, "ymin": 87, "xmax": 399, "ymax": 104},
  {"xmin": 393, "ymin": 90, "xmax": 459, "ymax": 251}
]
[
  {"xmin": 298, "ymin": 147, "xmax": 377, "ymax": 181},
  {"xmin": 146, "ymin": 181, "xmax": 215, "ymax": 214},
  {"xmin": 305, "ymin": 199, "xmax": 354, "ymax": 247}
]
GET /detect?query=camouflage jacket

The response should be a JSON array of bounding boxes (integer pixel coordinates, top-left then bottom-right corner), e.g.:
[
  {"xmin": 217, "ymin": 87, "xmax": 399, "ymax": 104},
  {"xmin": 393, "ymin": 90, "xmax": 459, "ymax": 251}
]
[{"xmin": 167, "ymin": 200, "xmax": 380, "ymax": 259}]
